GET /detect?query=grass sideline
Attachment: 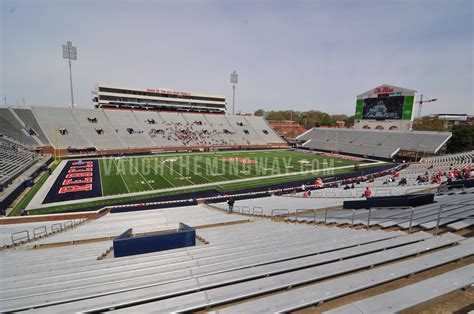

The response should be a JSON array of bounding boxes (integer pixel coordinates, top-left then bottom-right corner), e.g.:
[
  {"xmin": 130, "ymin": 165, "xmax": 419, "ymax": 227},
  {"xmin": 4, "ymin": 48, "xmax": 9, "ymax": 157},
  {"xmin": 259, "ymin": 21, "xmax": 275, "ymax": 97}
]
[
  {"xmin": 8, "ymin": 161, "xmax": 59, "ymax": 216},
  {"xmin": 28, "ymin": 162, "xmax": 388, "ymax": 215}
]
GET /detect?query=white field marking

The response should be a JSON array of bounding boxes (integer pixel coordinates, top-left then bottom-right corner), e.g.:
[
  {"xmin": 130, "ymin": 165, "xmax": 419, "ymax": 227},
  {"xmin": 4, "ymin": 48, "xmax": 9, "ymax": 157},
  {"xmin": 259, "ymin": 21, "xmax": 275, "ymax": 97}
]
[
  {"xmin": 30, "ymin": 161, "xmax": 389, "ymax": 210},
  {"xmin": 93, "ymin": 148, "xmax": 291, "ymax": 161},
  {"xmin": 194, "ymin": 159, "xmax": 233, "ymax": 182},
  {"xmin": 185, "ymin": 164, "xmax": 214, "ymax": 184},
  {"xmin": 99, "ymin": 159, "xmax": 105, "ymax": 197},
  {"xmin": 128, "ymin": 159, "xmax": 154, "ymax": 190},
  {"xmin": 160, "ymin": 160, "xmax": 195, "ymax": 185},
  {"xmin": 146, "ymin": 158, "xmax": 177, "ymax": 188},
  {"xmin": 112, "ymin": 158, "xmax": 131, "ymax": 194}
]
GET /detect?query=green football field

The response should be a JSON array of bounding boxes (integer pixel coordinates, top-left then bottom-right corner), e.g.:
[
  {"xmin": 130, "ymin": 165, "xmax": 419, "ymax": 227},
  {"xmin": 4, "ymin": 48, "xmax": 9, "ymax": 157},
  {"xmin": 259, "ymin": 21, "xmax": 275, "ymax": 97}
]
[{"xmin": 98, "ymin": 150, "xmax": 362, "ymax": 196}]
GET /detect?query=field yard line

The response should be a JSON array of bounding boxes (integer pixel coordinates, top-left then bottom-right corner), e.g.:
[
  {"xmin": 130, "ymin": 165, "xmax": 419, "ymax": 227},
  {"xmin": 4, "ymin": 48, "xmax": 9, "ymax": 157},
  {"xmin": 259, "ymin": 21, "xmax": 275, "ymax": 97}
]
[
  {"xmin": 161, "ymin": 161, "xmax": 195, "ymax": 185},
  {"xmin": 185, "ymin": 164, "xmax": 213, "ymax": 183},
  {"xmin": 113, "ymin": 158, "xmax": 131, "ymax": 194},
  {"xmin": 128, "ymin": 159, "xmax": 154, "ymax": 190},
  {"xmin": 147, "ymin": 161, "xmax": 176, "ymax": 188},
  {"xmin": 99, "ymin": 160, "xmax": 105, "ymax": 196}
]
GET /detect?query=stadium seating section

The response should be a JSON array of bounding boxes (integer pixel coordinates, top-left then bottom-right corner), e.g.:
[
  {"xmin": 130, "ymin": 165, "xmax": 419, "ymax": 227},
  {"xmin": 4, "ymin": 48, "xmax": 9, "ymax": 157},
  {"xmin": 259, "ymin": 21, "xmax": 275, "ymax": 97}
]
[
  {"xmin": 0, "ymin": 136, "xmax": 41, "ymax": 189},
  {"xmin": 297, "ymin": 127, "xmax": 452, "ymax": 157},
  {"xmin": 0, "ymin": 149, "xmax": 472, "ymax": 312},
  {"xmin": 0, "ymin": 106, "xmax": 286, "ymax": 152}
]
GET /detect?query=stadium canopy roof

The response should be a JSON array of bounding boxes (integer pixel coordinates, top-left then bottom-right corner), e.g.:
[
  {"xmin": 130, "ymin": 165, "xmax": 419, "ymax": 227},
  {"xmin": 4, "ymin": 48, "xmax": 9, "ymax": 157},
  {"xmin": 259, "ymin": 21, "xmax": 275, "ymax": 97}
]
[{"xmin": 357, "ymin": 84, "xmax": 417, "ymax": 99}]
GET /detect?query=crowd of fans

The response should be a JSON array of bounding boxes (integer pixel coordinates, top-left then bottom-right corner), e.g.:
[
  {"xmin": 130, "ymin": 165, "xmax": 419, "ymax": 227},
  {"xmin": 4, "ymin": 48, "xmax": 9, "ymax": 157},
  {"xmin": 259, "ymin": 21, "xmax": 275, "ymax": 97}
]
[
  {"xmin": 417, "ymin": 167, "xmax": 472, "ymax": 184},
  {"xmin": 153, "ymin": 120, "xmax": 241, "ymax": 147}
]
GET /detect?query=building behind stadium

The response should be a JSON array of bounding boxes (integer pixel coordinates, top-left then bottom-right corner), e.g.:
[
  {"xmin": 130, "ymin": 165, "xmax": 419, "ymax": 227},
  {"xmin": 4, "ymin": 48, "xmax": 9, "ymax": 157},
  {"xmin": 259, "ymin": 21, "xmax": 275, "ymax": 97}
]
[{"xmin": 92, "ymin": 83, "xmax": 227, "ymax": 114}]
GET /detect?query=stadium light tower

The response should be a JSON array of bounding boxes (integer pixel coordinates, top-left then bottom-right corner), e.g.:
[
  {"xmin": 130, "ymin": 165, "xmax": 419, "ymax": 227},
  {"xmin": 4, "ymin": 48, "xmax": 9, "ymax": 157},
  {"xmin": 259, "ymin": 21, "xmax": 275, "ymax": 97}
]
[
  {"xmin": 62, "ymin": 41, "xmax": 77, "ymax": 108},
  {"xmin": 417, "ymin": 94, "xmax": 437, "ymax": 118},
  {"xmin": 230, "ymin": 70, "xmax": 238, "ymax": 115}
]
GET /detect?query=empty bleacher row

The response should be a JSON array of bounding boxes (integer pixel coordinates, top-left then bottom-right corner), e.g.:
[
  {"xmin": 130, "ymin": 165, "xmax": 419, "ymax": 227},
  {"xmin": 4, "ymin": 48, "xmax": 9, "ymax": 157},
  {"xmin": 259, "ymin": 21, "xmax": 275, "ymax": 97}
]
[
  {"xmin": 0, "ymin": 106, "xmax": 286, "ymax": 151},
  {"xmin": 0, "ymin": 136, "xmax": 41, "ymax": 189},
  {"xmin": 0, "ymin": 107, "xmax": 40, "ymax": 146},
  {"xmin": 0, "ymin": 211, "xmax": 471, "ymax": 313},
  {"xmin": 29, "ymin": 205, "xmax": 247, "ymax": 245},
  {"xmin": 287, "ymin": 189, "xmax": 474, "ymax": 232},
  {"xmin": 297, "ymin": 127, "xmax": 452, "ymax": 158},
  {"xmin": 421, "ymin": 150, "xmax": 474, "ymax": 164}
]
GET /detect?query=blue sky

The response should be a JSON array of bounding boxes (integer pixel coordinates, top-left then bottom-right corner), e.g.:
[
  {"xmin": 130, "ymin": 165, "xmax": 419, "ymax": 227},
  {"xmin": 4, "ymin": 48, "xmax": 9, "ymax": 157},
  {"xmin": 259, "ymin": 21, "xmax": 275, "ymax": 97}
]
[{"xmin": 1, "ymin": 0, "xmax": 473, "ymax": 115}]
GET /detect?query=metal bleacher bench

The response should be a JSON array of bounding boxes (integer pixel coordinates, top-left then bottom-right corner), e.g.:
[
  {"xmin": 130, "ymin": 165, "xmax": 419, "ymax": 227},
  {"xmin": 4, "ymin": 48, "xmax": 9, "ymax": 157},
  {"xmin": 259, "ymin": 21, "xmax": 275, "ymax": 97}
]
[
  {"xmin": 326, "ymin": 263, "xmax": 474, "ymax": 314},
  {"xmin": 214, "ymin": 238, "xmax": 473, "ymax": 313}
]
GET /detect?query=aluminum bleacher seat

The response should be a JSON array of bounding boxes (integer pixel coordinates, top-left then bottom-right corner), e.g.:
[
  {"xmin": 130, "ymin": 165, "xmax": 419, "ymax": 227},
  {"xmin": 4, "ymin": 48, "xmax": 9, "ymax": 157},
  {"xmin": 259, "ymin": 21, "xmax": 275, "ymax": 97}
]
[
  {"xmin": 31, "ymin": 107, "xmax": 92, "ymax": 148},
  {"xmin": 0, "ymin": 107, "xmax": 39, "ymax": 146},
  {"xmin": 326, "ymin": 264, "xmax": 474, "ymax": 314},
  {"xmin": 204, "ymin": 114, "xmax": 246, "ymax": 146},
  {"xmin": 297, "ymin": 128, "xmax": 452, "ymax": 157},
  {"xmin": 226, "ymin": 115, "xmax": 267, "ymax": 145},
  {"xmin": 244, "ymin": 116, "xmax": 285, "ymax": 144},
  {"xmin": 12, "ymin": 107, "xmax": 50, "ymax": 146},
  {"xmin": 214, "ymin": 237, "xmax": 472, "ymax": 313},
  {"xmin": 102, "ymin": 109, "xmax": 155, "ymax": 148},
  {"xmin": 71, "ymin": 108, "xmax": 126, "ymax": 150},
  {"xmin": 0, "ymin": 137, "xmax": 40, "ymax": 188}
]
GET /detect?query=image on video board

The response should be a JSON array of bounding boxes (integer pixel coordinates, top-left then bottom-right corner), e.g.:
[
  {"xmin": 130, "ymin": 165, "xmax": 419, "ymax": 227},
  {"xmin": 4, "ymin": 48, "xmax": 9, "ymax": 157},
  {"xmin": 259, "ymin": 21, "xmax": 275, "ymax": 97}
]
[{"xmin": 362, "ymin": 96, "xmax": 404, "ymax": 120}]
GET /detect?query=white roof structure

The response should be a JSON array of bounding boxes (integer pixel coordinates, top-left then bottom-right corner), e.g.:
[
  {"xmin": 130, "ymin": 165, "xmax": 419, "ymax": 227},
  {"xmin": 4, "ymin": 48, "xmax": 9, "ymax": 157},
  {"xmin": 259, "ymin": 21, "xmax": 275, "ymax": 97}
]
[{"xmin": 357, "ymin": 84, "xmax": 417, "ymax": 99}]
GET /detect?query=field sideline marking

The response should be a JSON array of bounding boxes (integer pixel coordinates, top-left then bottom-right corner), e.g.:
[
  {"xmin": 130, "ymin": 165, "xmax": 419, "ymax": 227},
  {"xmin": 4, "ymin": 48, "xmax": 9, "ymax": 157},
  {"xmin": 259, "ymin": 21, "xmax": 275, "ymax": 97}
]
[{"xmin": 113, "ymin": 158, "xmax": 131, "ymax": 194}]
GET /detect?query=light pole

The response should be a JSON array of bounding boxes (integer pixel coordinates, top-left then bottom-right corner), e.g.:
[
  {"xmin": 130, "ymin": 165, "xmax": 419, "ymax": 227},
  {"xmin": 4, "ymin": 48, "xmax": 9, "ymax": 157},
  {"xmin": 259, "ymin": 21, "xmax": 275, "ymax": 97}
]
[
  {"xmin": 62, "ymin": 41, "xmax": 77, "ymax": 108},
  {"xmin": 230, "ymin": 70, "xmax": 238, "ymax": 115},
  {"xmin": 3, "ymin": 97, "xmax": 6, "ymax": 106},
  {"xmin": 417, "ymin": 94, "xmax": 437, "ymax": 118}
]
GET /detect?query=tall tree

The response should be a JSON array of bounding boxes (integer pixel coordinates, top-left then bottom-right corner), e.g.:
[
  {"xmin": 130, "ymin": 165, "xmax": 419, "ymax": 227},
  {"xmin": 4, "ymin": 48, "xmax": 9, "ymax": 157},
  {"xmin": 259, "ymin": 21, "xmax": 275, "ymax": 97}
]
[{"xmin": 446, "ymin": 124, "xmax": 474, "ymax": 153}]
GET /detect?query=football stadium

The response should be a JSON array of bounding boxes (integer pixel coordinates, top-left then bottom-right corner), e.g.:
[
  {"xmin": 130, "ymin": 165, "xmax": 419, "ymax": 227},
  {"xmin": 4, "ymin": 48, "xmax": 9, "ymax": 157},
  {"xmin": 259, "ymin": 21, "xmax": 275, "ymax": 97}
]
[
  {"xmin": 1, "ymin": 2, "xmax": 473, "ymax": 313},
  {"xmin": 0, "ymin": 80, "xmax": 473, "ymax": 313}
]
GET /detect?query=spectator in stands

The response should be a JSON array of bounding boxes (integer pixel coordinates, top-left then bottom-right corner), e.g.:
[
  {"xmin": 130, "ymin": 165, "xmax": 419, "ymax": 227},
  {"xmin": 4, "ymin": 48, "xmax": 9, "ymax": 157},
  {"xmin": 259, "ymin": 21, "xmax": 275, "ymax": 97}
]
[
  {"xmin": 343, "ymin": 184, "xmax": 350, "ymax": 190},
  {"xmin": 364, "ymin": 187, "xmax": 372, "ymax": 198},
  {"xmin": 398, "ymin": 177, "xmax": 407, "ymax": 186},
  {"xmin": 227, "ymin": 198, "xmax": 235, "ymax": 214},
  {"xmin": 301, "ymin": 183, "xmax": 306, "ymax": 191}
]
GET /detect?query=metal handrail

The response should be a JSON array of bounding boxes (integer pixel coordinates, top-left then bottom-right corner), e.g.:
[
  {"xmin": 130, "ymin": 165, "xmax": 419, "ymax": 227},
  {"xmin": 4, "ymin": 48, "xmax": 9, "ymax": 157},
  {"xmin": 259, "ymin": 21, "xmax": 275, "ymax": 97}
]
[
  {"xmin": 366, "ymin": 207, "xmax": 415, "ymax": 234},
  {"xmin": 241, "ymin": 206, "xmax": 251, "ymax": 214},
  {"xmin": 311, "ymin": 206, "xmax": 416, "ymax": 232},
  {"xmin": 375, "ymin": 189, "xmax": 392, "ymax": 197},
  {"xmin": 33, "ymin": 226, "xmax": 47, "ymax": 239},
  {"xmin": 64, "ymin": 220, "xmax": 73, "ymax": 229},
  {"xmin": 51, "ymin": 223, "xmax": 63, "ymax": 233},
  {"xmin": 294, "ymin": 208, "xmax": 315, "ymax": 223},
  {"xmin": 433, "ymin": 204, "xmax": 474, "ymax": 235},
  {"xmin": 252, "ymin": 207, "xmax": 263, "ymax": 215},
  {"xmin": 11, "ymin": 230, "xmax": 30, "ymax": 245},
  {"xmin": 271, "ymin": 209, "xmax": 290, "ymax": 218}
]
